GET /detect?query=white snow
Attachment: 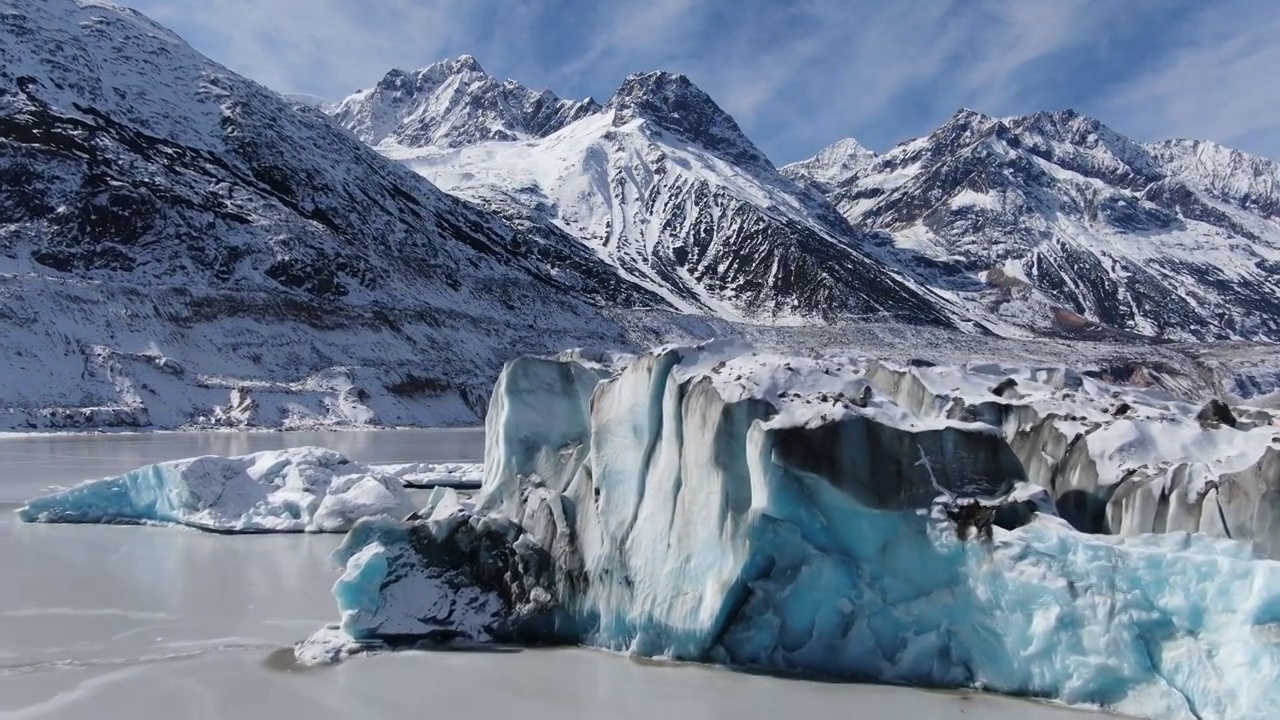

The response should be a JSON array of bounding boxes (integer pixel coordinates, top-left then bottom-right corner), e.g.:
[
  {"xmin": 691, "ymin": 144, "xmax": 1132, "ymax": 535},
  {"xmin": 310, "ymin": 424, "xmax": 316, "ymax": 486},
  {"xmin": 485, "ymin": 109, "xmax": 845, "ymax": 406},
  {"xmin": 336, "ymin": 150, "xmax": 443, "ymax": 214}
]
[
  {"xmin": 949, "ymin": 188, "xmax": 998, "ymax": 209},
  {"xmin": 779, "ymin": 137, "xmax": 877, "ymax": 189},
  {"xmin": 383, "ymin": 111, "xmax": 831, "ymax": 321},
  {"xmin": 16, "ymin": 447, "xmax": 415, "ymax": 532},
  {"xmin": 797, "ymin": 108, "xmax": 1280, "ymax": 342},
  {"xmin": 370, "ymin": 461, "xmax": 484, "ymax": 487},
  {"xmin": 0, "ymin": 0, "xmax": 670, "ymax": 431}
]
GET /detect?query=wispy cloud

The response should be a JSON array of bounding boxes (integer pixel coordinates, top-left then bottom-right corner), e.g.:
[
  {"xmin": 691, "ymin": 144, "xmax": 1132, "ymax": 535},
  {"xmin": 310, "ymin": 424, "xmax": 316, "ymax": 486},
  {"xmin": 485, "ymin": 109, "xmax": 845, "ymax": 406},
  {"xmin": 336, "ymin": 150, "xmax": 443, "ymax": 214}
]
[
  {"xmin": 125, "ymin": 0, "xmax": 1280, "ymax": 164},
  {"xmin": 129, "ymin": 0, "xmax": 473, "ymax": 95},
  {"xmin": 1096, "ymin": 0, "xmax": 1280, "ymax": 157}
]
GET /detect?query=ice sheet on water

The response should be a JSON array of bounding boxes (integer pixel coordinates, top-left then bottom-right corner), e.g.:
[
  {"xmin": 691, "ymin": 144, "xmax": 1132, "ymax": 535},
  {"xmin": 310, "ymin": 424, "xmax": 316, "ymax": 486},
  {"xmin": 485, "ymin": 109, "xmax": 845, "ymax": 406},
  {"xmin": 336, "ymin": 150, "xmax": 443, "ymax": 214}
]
[{"xmin": 17, "ymin": 447, "xmax": 414, "ymax": 533}]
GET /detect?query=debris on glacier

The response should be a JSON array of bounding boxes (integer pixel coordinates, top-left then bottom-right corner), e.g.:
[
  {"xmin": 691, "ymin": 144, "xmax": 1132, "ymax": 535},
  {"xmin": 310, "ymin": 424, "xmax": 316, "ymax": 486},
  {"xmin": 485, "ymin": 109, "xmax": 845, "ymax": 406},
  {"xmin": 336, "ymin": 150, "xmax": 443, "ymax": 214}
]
[
  {"xmin": 300, "ymin": 344, "xmax": 1280, "ymax": 720},
  {"xmin": 16, "ymin": 447, "xmax": 414, "ymax": 533}
]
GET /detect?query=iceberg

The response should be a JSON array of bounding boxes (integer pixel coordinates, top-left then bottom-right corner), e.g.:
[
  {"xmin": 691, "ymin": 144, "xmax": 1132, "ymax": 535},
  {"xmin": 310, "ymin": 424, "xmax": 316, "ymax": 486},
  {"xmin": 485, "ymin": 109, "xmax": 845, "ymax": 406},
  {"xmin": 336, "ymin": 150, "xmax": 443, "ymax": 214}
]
[
  {"xmin": 300, "ymin": 345, "xmax": 1280, "ymax": 719},
  {"xmin": 17, "ymin": 447, "xmax": 415, "ymax": 533}
]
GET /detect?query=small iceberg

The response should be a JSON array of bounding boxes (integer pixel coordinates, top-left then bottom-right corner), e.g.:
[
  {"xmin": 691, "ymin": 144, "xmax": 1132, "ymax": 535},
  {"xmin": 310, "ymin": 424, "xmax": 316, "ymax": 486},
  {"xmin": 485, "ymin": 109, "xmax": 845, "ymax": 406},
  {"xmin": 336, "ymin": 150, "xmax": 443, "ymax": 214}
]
[{"xmin": 17, "ymin": 447, "xmax": 415, "ymax": 533}]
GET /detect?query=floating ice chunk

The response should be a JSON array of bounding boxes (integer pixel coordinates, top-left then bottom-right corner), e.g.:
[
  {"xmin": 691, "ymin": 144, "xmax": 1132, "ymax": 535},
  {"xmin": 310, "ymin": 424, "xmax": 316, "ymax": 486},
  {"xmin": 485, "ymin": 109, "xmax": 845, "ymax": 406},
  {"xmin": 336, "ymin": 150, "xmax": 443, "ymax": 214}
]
[{"xmin": 17, "ymin": 447, "xmax": 413, "ymax": 533}]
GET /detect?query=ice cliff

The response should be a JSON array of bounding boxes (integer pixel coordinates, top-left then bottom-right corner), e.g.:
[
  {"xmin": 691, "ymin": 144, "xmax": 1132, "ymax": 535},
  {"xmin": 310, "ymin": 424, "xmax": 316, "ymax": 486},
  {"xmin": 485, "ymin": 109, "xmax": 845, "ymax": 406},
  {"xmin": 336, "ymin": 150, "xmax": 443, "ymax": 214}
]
[
  {"xmin": 17, "ymin": 447, "xmax": 414, "ymax": 533},
  {"xmin": 861, "ymin": 360, "xmax": 1280, "ymax": 556},
  {"xmin": 301, "ymin": 345, "xmax": 1280, "ymax": 719}
]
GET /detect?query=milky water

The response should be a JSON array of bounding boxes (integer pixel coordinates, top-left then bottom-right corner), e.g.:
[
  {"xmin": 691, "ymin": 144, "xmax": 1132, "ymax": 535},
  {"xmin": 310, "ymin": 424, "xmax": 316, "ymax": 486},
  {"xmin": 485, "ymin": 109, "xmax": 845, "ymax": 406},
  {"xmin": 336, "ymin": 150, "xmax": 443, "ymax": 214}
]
[{"xmin": 0, "ymin": 431, "xmax": 1108, "ymax": 719}]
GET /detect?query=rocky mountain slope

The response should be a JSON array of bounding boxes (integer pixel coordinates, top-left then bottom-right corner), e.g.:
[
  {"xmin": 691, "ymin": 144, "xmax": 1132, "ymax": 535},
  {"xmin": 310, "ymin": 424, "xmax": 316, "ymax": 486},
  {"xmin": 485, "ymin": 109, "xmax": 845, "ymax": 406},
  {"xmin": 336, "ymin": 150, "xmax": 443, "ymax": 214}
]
[
  {"xmin": 342, "ymin": 58, "xmax": 1280, "ymax": 343},
  {"xmin": 337, "ymin": 60, "xmax": 969, "ymax": 327},
  {"xmin": 0, "ymin": 0, "xmax": 689, "ymax": 430},
  {"xmin": 6, "ymin": 0, "xmax": 1280, "ymax": 431},
  {"xmin": 783, "ymin": 109, "xmax": 1280, "ymax": 341}
]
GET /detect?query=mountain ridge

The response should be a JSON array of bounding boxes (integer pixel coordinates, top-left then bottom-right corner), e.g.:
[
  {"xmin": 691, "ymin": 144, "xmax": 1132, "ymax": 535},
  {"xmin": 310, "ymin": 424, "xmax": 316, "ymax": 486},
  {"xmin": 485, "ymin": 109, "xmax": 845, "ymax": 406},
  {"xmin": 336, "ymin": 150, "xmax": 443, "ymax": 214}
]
[
  {"xmin": 5, "ymin": 5, "xmax": 1280, "ymax": 431},
  {"xmin": 781, "ymin": 106, "xmax": 1280, "ymax": 340},
  {"xmin": 0, "ymin": 0, "xmax": 672, "ymax": 430},
  {"xmin": 335, "ymin": 59, "xmax": 1280, "ymax": 341},
  {"xmin": 337, "ymin": 56, "xmax": 969, "ymax": 328}
]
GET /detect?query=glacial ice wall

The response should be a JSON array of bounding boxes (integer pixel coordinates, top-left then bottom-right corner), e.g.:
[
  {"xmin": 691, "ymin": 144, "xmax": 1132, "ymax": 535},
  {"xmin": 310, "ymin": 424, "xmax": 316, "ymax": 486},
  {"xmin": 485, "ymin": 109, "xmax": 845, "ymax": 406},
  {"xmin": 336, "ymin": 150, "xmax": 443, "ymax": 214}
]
[
  {"xmin": 861, "ymin": 360, "xmax": 1280, "ymax": 557},
  {"xmin": 304, "ymin": 345, "xmax": 1280, "ymax": 719},
  {"xmin": 17, "ymin": 447, "xmax": 414, "ymax": 533}
]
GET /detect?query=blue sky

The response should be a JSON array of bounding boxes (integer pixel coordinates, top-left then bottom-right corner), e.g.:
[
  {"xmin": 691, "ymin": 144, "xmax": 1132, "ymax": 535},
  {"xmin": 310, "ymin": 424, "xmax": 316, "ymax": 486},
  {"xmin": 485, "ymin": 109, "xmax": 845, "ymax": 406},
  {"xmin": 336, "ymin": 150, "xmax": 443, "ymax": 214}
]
[{"xmin": 129, "ymin": 0, "xmax": 1280, "ymax": 165}]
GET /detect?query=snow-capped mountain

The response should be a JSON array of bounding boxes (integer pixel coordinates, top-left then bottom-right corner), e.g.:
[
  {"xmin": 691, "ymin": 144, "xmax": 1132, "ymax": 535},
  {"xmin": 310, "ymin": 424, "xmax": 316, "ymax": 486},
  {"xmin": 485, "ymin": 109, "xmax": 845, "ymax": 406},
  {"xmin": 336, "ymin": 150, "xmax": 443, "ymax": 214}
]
[
  {"xmin": 779, "ymin": 137, "xmax": 877, "ymax": 193},
  {"xmin": 338, "ymin": 63, "xmax": 963, "ymax": 327},
  {"xmin": 0, "ymin": 0, "xmax": 672, "ymax": 429},
  {"xmin": 7, "ymin": 0, "xmax": 1280, "ymax": 431},
  {"xmin": 784, "ymin": 109, "xmax": 1280, "ymax": 341},
  {"xmin": 333, "ymin": 56, "xmax": 600, "ymax": 149}
]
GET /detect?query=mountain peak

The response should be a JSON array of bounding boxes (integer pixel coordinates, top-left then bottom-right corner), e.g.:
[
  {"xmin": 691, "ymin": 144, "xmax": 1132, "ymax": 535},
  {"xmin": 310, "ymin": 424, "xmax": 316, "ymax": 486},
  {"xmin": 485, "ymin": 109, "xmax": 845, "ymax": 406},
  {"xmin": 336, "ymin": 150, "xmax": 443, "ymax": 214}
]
[
  {"xmin": 781, "ymin": 137, "xmax": 878, "ymax": 190},
  {"xmin": 450, "ymin": 54, "xmax": 484, "ymax": 73},
  {"xmin": 369, "ymin": 56, "xmax": 487, "ymax": 96},
  {"xmin": 1005, "ymin": 108, "xmax": 1159, "ymax": 185},
  {"xmin": 613, "ymin": 70, "xmax": 693, "ymax": 93},
  {"xmin": 607, "ymin": 71, "xmax": 774, "ymax": 171},
  {"xmin": 607, "ymin": 71, "xmax": 706, "ymax": 120},
  {"xmin": 336, "ymin": 57, "xmax": 599, "ymax": 148},
  {"xmin": 950, "ymin": 107, "xmax": 993, "ymax": 124}
]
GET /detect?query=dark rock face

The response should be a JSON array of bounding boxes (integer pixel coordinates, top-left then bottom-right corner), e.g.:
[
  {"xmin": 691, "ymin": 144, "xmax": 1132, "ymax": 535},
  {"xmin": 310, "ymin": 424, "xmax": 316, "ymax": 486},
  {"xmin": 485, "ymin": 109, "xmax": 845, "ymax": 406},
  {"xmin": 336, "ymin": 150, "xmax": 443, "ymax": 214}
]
[
  {"xmin": 629, "ymin": 175, "xmax": 959, "ymax": 324},
  {"xmin": 401, "ymin": 516, "xmax": 571, "ymax": 645},
  {"xmin": 0, "ymin": 0, "xmax": 654, "ymax": 429},
  {"xmin": 1197, "ymin": 399, "xmax": 1238, "ymax": 428},
  {"xmin": 607, "ymin": 71, "xmax": 775, "ymax": 173},
  {"xmin": 946, "ymin": 499, "xmax": 997, "ymax": 541}
]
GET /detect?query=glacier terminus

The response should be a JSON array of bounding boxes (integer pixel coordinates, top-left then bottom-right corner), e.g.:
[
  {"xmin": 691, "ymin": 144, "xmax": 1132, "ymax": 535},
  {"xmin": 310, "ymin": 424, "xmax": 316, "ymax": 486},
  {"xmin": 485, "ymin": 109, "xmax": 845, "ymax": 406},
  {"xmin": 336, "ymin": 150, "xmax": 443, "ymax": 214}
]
[{"xmin": 293, "ymin": 345, "xmax": 1280, "ymax": 720}]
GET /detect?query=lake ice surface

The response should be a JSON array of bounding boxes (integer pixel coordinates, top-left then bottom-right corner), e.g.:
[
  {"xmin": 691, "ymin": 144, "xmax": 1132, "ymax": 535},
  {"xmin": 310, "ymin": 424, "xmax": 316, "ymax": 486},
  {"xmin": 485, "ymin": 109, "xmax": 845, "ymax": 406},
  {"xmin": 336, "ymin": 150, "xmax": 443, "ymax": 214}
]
[{"xmin": 0, "ymin": 430, "xmax": 1112, "ymax": 719}]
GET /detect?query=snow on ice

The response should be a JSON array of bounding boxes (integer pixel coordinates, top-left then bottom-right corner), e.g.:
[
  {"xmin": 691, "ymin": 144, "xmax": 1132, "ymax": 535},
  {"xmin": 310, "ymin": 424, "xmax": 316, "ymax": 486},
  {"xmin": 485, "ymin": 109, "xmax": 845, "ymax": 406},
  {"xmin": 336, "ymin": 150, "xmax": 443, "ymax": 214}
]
[
  {"xmin": 300, "ymin": 344, "xmax": 1280, "ymax": 720},
  {"xmin": 17, "ymin": 447, "xmax": 414, "ymax": 533},
  {"xmin": 370, "ymin": 462, "xmax": 484, "ymax": 488}
]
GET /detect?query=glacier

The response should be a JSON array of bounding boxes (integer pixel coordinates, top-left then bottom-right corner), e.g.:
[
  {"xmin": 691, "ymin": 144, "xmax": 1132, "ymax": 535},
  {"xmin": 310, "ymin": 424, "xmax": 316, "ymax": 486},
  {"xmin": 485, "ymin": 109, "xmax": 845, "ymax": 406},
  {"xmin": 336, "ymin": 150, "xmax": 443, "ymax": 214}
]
[
  {"xmin": 300, "ymin": 344, "xmax": 1280, "ymax": 719},
  {"xmin": 17, "ymin": 447, "xmax": 415, "ymax": 533}
]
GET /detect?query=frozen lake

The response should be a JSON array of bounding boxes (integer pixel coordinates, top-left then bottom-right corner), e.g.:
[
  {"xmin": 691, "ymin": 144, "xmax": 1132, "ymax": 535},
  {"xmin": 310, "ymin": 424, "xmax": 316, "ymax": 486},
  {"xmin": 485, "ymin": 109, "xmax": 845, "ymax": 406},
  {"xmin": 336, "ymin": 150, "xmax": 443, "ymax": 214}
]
[{"xmin": 0, "ymin": 430, "xmax": 1109, "ymax": 719}]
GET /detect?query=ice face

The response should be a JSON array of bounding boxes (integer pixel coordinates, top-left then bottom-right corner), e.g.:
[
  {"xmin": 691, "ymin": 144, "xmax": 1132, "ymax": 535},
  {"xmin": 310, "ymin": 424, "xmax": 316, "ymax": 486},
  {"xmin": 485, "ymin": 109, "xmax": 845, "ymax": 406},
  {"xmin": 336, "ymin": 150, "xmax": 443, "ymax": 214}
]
[
  {"xmin": 303, "ymin": 346, "xmax": 1280, "ymax": 718},
  {"xmin": 17, "ymin": 447, "xmax": 414, "ymax": 533}
]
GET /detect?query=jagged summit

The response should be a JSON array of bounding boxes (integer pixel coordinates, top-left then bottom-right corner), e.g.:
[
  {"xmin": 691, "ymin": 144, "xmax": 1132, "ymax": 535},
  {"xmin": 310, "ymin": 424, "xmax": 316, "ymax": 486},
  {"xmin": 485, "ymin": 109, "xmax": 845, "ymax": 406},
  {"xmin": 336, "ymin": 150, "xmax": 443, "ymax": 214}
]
[
  {"xmin": 447, "ymin": 53, "xmax": 483, "ymax": 72},
  {"xmin": 606, "ymin": 70, "xmax": 774, "ymax": 171},
  {"xmin": 781, "ymin": 137, "xmax": 878, "ymax": 191},
  {"xmin": 334, "ymin": 55, "xmax": 599, "ymax": 148},
  {"xmin": 951, "ymin": 107, "xmax": 993, "ymax": 122},
  {"xmin": 373, "ymin": 55, "xmax": 485, "ymax": 87},
  {"xmin": 780, "ymin": 100, "xmax": 1280, "ymax": 340}
]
